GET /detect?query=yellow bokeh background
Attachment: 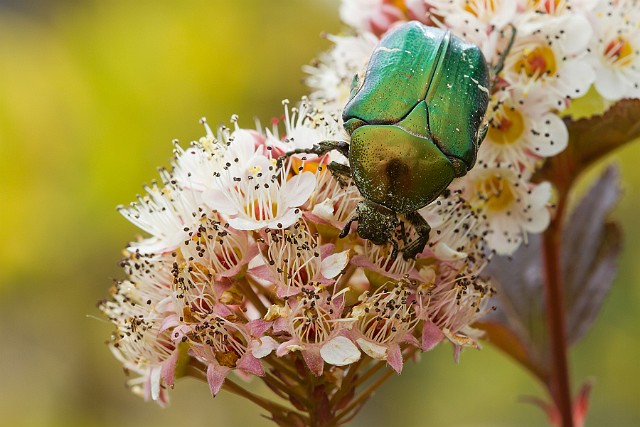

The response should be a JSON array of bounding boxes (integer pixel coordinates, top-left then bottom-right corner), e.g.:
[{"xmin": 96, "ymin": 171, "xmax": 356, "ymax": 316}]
[{"xmin": 0, "ymin": 1, "xmax": 639, "ymax": 426}]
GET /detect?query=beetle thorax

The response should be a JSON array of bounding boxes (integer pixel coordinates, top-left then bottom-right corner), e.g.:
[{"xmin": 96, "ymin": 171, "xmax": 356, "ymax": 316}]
[{"xmin": 349, "ymin": 124, "xmax": 456, "ymax": 214}]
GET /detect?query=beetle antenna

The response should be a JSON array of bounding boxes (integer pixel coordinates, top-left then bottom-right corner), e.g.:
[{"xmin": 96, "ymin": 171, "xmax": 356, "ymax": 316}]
[{"xmin": 492, "ymin": 24, "xmax": 516, "ymax": 79}]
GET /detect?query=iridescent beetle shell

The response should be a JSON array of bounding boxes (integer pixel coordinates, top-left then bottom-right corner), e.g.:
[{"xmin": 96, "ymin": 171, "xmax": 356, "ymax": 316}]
[{"xmin": 343, "ymin": 21, "xmax": 490, "ymax": 214}]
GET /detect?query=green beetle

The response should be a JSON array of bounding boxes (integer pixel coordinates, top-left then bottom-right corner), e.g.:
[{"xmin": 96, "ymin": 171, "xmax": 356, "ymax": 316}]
[{"xmin": 282, "ymin": 21, "xmax": 498, "ymax": 260}]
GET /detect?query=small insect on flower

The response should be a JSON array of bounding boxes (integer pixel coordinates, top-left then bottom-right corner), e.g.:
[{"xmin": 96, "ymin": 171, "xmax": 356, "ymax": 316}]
[{"xmin": 279, "ymin": 21, "xmax": 513, "ymax": 260}]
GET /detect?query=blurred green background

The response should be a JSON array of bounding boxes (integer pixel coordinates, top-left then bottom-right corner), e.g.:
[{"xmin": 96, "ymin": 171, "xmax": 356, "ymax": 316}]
[{"xmin": 1, "ymin": 1, "xmax": 639, "ymax": 426}]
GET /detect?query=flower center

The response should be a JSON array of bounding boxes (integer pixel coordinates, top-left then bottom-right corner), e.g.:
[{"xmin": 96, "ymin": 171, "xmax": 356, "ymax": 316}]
[
  {"xmin": 291, "ymin": 156, "xmax": 322, "ymax": 174},
  {"xmin": 293, "ymin": 307, "xmax": 333, "ymax": 344},
  {"xmin": 188, "ymin": 317, "xmax": 248, "ymax": 368},
  {"xmin": 488, "ymin": 108, "xmax": 525, "ymax": 145},
  {"xmin": 265, "ymin": 223, "xmax": 320, "ymax": 292},
  {"xmin": 246, "ymin": 199, "xmax": 279, "ymax": 220},
  {"xmin": 355, "ymin": 285, "xmax": 417, "ymax": 344},
  {"xmin": 464, "ymin": 0, "xmax": 497, "ymax": 17},
  {"xmin": 533, "ymin": 0, "xmax": 562, "ymax": 14},
  {"xmin": 514, "ymin": 45, "xmax": 557, "ymax": 79},
  {"xmin": 476, "ymin": 174, "xmax": 516, "ymax": 212},
  {"xmin": 604, "ymin": 36, "xmax": 634, "ymax": 66},
  {"xmin": 386, "ymin": 0, "xmax": 409, "ymax": 15}
]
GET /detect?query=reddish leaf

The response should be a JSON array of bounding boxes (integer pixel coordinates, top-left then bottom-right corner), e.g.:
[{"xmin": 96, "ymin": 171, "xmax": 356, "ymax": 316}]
[
  {"xmin": 480, "ymin": 236, "xmax": 550, "ymax": 382},
  {"xmin": 562, "ymin": 166, "xmax": 622, "ymax": 344},
  {"xmin": 566, "ymin": 99, "xmax": 640, "ymax": 170},
  {"xmin": 480, "ymin": 166, "xmax": 622, "ymax": 378},
  {"xmin": 475, "ymin": 321, "xmax": 547, "ymax": 382},
  {"xmin": 536, "ymin": 99, "xmax": 640, "ymax": 192}
]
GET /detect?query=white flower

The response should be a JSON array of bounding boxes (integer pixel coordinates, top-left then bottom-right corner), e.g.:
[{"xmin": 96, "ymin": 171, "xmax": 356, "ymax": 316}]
[
  {"xmin": 422, "ymin": 264, "xmax": 493, "ymax": 359},
  {"xmin": 339, "ymin": 0, "xmax": 429, "ymax": 35},
  {"xmin": 274, "ymin": 287, "xmax": 360, "ymax": 376},
  {"xmin": 309, "ymin": 174, "xmax": 361, "ymax": 229},
  {"xmin": 171, "ymin": 120, "xmax": 227, "ymax": 192},
  {"xmin": 118, "ymin": 176, "xmax": 202, "ymax": 254},
  {"xmin": 100, "ymin": 280, "xmax": 177, "ymax": 405},
  {"xmin": 519, "ymin": 0, "xmax": 598, "ymax": 16},
  {"xmin": 588, "ymin": 1, "xmax": 640, "ymax": 100},
  {"xmin": 480, "ymin": 86, "xmax": 569, "ymax": 168},
  {"xmin": 351, "ymin": 240, "xmax": 418, "ymax": 280},
  {"xmin": 431, "ymin": 0, "xmax": 518, "ymax": 58},
  {"xmin": 461, "ymin": 166, "xmax": 551, "ymax": 255},
  {"xmin": 266, "ymin": 98, "xmax": 347, "ymax": 170},
  {"xmin": 181, "ymin": 315, "xmax": 267, "ymax": 396},
  {"xmin": 349, "ymin": 282, "xmax": 420, "ymax": 373},
  {"xmin": 202, "ymin": 152, "xmax": 317, "ymax": 231},
  {"xmin": 502, "ymin": 13, "xmax": 596, "ymax": 109},
  {"xmin": 254, "ymin": 220, "xmax": 349, "ymax": 297},
  {"xmin": 419, "ymin": 190, "xmax": 490, "ymax": 273},
  {"xmin": 304, "ymin": 33, "xmax": 378, "ymax": 112},
  {"xmin": 179, "ymin": 216, "xmax": 257, "ymax": 279}
]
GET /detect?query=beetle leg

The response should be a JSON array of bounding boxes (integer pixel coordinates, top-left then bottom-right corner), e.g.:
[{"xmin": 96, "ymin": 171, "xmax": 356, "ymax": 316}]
[
  {"xmin": 447, "ymin": 155, "xmax": 469, "ymax": 178},
  {"xmin": 401, "ymin": 211, "xmax": 431, "ymax": 260},
  {"xmin": 399, "ymin": 220, "xmax": 408, "ymax": 246},
  {"xmin": 318, "ymin": 140, "xmax": 350, "ymax": 158},
  {"xmin": 339, "ymin": 214, "xmax": 358, "ymax": 238},
  {"xmin": 390, "ymin": 238, "xmax": 399, "ymax": 261},
  {"xmin": 276, "ymin": 140, "xmax": 350, "ymax": 169}
]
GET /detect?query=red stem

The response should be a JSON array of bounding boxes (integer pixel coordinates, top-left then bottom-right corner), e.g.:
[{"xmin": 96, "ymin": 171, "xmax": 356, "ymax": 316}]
[{"xmin": 542, "ymin": 193, "xmax": 574, "ymax": 427}]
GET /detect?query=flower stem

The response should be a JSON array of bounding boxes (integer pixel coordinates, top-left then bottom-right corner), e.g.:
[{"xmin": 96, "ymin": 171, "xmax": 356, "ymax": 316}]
[
  {"xmin": 237, "ymin": 278, "xmax": 268, "ymax": 316},
  {"xmin": 334, "ymin": 365, "xmax": 395, "ymax": 424},
  {"xmin": 542, "ymin": 190, "xmax": 574, "ymax": 427},
  {"xmin": 265, "ymin": 355, "xmax": 302, "ymax": 383},
  {"xmin": 329, "ymin": 357, "xmax": 366, "ymax": 407},
  {"xmin": 186, "ymin": 363, "xmax": 303, "ymax": 421}
]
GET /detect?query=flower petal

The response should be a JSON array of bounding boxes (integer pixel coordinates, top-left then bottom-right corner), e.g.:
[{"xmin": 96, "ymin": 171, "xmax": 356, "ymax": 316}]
[
  {"xmin": 161, "ymin": 349, "xmax": 180, "ymax": 386},
  {"xmin": 252, "ymin": 336, "xmax": 279, "ymax": 359},
  {"xmin": 421, "ymin": 320, "xmax": 445, "ymax": 352},
  {"xmin": 238, "ymin": 354, "xmax": 265, "ymax": 376},
  {"xmin": 202, "ymin": 188, "xmax": 238, "ymax": 215},
  {"xmin": 283, "ymin": 172, "xmax": 316, "ymax": 207},
  {"xmin": 320, "ymin": 336, "xmax": 361, "ymax": 366},
  {"xmin": 320, "ymin": 250, "xmax": 350, "ymax": 279},
  {"xmin": 386, "ymin": 344, "xmax": 404, "ymax": 374},
  {"xmin": 302, "ymin": 348, "xmax": 324, "ymax": 376},
  {"xmin": 150, "ymin": 366, "xmax": 162, "ymax": 401},
  {"xmin": 206, "ymin": 363, "xmax": 229, "ymax": 396},
  {"xmin": 433, "ymin": 242, "xmax": 467, "ymax": 261},
  {"xmin": 356, "ymin": 338, "xmax": 387, "ymax": 360}
]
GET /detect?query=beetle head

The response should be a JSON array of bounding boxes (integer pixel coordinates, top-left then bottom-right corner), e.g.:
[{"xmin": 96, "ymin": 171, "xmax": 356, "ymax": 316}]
[{"xmin": 355, "ymin": 200, "xmax": 399, "ymax": 246}]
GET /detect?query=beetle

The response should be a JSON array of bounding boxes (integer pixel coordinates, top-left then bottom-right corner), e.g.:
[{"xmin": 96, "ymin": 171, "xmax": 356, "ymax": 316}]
[{"xmin": 280, "ymin": 21, "xmax": 510, "ymax": 260}]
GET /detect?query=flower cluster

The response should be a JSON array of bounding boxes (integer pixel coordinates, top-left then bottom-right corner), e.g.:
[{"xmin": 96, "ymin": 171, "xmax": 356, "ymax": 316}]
[
  {"xmin": 101, "ymin": 100, "xmax": 494, "ymax": 405},
  {"xmin": 102, "ymin": 0, "xmax": 640, "ymax": 411}
]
